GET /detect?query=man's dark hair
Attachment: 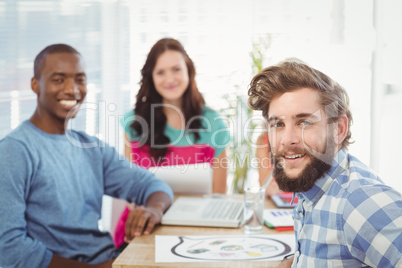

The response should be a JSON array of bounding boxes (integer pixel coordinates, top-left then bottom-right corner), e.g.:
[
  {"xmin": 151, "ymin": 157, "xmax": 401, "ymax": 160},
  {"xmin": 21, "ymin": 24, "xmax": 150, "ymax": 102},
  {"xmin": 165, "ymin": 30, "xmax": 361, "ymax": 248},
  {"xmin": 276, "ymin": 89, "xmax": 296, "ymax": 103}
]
[{"xmin": 34, "ymin": 44, "xmax": 81, "ymax": 79}]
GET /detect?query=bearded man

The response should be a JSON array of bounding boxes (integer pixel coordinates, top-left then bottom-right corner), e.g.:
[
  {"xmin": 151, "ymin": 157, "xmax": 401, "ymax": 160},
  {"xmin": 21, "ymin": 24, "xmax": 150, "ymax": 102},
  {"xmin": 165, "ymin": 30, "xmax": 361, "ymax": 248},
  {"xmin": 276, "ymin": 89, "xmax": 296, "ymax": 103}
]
[{"xmin": 248, "ymin": 58, "xmax": 402, "ymax": 268}]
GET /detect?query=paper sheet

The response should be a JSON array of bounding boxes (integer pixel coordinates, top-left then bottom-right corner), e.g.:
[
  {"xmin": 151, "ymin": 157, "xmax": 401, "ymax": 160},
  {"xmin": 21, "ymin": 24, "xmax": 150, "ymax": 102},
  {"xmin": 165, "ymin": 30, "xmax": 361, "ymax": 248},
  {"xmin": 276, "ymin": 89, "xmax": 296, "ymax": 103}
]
[
  {"xmin": 263, "ymin": 209, "xmax": 294, "ymax": 228},
  {"xmin": 155, "ymin": 234, "xmax": 295, "ymax": 263}
]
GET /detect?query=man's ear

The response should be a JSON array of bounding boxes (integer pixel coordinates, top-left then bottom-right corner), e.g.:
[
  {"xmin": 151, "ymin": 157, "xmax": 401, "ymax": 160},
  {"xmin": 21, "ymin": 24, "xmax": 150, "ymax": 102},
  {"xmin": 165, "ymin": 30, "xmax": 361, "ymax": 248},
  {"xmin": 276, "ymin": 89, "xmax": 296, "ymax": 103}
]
[
  {"xmin": 31, "ymin": 77, "xmax": 39, "ymax": 95},
  {"xmin": 334, "ymin": 115, "xmax": 348, "ymax": 146}
]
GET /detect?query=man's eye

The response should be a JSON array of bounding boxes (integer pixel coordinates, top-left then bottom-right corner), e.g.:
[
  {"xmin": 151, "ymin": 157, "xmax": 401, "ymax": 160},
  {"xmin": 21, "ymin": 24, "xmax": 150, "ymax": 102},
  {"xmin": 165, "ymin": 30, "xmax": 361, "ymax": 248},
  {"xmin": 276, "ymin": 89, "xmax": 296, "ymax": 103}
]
[
  {"xmin": 174, "ymin": 68, "xmax": 181, "ymax": 72},
  {"xmin": 270, "ymin": 122, "xmax": 283, "ymax": 128},
  {"xmin": 77, "ymin": 78, "xmax": 86, "ymax": 83},
  {"xmin": 300, "ymin": 120, "xmax": 312, "ymax": 126},
  {"xmin": 53, "ymin": 78, "xmax": 63, "ymax": 83}
]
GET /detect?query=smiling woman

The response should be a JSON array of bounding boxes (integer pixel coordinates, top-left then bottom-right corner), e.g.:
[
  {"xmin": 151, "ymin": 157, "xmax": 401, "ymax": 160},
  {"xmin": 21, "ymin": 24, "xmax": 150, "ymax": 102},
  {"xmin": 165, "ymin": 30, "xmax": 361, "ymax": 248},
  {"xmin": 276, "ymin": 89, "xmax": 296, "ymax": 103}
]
[
  {"xmin": 152, "ymin": 50, "xmax": 190, "ymax": 108},
  {"xmin": 114, "ymin": 38, "xmax": 231, "ymax": 248}
]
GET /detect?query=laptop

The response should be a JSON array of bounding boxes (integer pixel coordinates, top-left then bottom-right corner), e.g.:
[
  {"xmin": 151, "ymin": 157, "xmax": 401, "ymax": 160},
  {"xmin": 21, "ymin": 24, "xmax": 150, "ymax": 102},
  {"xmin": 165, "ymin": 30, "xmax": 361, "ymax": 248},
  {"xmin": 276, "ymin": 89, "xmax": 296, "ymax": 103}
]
[
  {"xmin": 148, "ymin": 163, "xmax": 212, "ymax": 194},
  {"xmin": 161, "ymin": 196, "xmax": 244, "ymax": 228}
]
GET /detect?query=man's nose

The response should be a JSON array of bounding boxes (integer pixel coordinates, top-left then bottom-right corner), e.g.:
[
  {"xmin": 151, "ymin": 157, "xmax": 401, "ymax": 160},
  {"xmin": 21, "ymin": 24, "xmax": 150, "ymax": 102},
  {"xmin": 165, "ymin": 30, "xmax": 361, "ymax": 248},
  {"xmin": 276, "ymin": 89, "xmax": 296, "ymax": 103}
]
[
  {"xmin": 280, "ymin": 125, "xmax": 301, "ymax": 146},
  {"xmin": 64, "ymin": 79, "xmax": 79, "ymax": 95}
]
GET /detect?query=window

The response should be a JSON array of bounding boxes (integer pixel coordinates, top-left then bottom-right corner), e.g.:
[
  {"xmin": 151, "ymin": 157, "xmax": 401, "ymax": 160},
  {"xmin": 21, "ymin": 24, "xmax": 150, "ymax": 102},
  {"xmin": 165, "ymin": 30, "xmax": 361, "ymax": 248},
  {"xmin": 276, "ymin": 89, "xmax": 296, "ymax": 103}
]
[{"xmin": 0, "ymin": 0, "xmax": 131, "ymax": 232}]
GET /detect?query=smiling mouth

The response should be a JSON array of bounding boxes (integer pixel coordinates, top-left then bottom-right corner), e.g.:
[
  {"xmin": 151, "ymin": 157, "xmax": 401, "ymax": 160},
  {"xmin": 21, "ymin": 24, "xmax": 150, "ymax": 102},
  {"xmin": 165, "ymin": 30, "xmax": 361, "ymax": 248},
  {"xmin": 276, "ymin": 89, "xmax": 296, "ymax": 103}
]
[
  {"xmin": 283, "ymin": 154, "xmax": 306, "ymax": 160},
  {"xmin": 59, "ymin": 100, "xmax": 78, "ymax": 108}
]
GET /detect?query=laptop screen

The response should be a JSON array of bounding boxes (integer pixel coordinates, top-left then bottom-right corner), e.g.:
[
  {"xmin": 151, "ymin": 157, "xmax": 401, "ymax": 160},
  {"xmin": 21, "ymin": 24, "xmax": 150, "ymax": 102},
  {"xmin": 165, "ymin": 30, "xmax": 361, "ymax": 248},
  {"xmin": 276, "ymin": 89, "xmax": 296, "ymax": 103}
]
[
  {"xmin": 162, "ymin": 196, "xmax": 244, "ymax": 228},
  {"xmin": 149, "ymin": 163, "xmax": 213, "ymax": 194}
]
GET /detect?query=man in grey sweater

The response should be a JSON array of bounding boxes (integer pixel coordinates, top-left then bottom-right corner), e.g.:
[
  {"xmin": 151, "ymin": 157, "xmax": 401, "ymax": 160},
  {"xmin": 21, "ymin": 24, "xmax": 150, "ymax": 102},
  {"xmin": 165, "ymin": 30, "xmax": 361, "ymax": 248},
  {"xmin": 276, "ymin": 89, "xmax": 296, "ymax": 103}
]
[{"xmin": 0, "ymin": 44, "xmax": 173, "ymax": 268}]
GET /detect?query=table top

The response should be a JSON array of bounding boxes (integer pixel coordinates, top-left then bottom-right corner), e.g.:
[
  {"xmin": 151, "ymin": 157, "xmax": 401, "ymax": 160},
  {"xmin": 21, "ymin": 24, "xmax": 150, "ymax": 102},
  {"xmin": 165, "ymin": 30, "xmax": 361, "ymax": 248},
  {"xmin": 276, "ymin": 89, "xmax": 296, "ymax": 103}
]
[{"xmin": 112, "ymin": 195, "xmax": 294, "ymax": 268}]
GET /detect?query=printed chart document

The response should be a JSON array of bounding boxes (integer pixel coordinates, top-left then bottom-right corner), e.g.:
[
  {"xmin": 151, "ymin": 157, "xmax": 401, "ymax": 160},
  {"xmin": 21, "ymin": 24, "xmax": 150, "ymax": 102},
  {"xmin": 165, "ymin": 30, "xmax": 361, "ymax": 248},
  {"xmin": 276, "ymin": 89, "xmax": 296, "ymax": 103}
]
[
  {"xmin": 155, "ymin": 234, "xmax": 295, "ymax": 263},
  {"xmin": 263, "ymin": 209, "xmax": 294, "ymax": 231}
]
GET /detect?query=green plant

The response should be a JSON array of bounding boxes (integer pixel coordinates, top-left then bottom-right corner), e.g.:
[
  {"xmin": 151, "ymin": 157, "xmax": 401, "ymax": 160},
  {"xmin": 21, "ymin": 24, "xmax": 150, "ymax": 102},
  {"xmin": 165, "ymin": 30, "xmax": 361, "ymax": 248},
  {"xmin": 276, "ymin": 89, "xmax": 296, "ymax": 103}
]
[
  {"xmin": 222, "ymin": 92, "xmax": 255, "ymax": 194},
  {"xmin": 250, "ymin": 35, "xmax": 272, "ymax": 74},
  {"xmin": 223, "ymin": 36, "xmax": 273, "ymax": 194}
]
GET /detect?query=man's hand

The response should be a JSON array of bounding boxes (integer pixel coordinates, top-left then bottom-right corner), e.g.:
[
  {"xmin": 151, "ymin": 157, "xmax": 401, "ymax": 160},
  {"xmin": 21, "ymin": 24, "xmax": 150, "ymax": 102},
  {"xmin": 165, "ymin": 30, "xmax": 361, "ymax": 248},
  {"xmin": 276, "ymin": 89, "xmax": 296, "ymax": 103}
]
[
  {"xmin": 124, "ymin": 204, "xmax": 163, "ymax": 241},
  {"xmin": 124, "ymin": 192, "xmax": 171, "ymax": 242}
]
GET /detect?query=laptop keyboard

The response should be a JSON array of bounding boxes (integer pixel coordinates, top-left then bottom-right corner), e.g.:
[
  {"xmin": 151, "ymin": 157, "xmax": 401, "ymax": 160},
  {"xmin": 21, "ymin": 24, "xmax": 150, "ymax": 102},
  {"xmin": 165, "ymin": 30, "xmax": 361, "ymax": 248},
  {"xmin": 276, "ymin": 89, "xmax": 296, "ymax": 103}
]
[{"xmin": 202, "ymin": 199, "xmax": 243, "ymax": 220}]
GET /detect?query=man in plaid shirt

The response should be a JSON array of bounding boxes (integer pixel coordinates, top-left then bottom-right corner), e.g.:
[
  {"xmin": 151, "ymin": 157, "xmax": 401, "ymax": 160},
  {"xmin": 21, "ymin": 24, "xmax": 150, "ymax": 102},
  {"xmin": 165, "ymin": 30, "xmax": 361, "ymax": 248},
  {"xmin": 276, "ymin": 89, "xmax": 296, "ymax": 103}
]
[{"xmin": 248, "ymin": 58, "xmax": 402, "ymax": 267}]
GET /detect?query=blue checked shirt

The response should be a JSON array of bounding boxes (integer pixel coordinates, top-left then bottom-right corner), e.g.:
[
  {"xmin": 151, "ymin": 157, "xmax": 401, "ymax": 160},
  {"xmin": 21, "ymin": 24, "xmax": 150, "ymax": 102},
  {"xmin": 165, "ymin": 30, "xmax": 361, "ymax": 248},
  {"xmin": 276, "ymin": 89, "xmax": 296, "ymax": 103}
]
[{"xmin": 292, "ymin": 148, "xmax": 402, "ymax": 267}]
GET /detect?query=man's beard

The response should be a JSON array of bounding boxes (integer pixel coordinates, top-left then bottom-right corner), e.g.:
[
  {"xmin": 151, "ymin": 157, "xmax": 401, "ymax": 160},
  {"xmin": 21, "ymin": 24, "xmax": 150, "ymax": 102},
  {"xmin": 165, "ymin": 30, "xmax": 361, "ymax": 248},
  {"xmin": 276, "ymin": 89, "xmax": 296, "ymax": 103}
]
[{"xmin": 272, "ymin": 135, "xmax": 335, "ymax": 193}]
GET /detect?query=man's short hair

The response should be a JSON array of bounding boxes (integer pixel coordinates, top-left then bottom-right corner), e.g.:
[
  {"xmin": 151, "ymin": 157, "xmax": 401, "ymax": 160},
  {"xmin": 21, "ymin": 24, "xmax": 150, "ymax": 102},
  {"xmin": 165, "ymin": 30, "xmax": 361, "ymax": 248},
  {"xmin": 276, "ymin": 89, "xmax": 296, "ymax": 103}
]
[
  {"xmin": 34, "ymin": 44, "xmax": 81, "ymax": 79},
  {"xmin": 248, "ymin": 58, "xmax": 353, "ymax": 149}
]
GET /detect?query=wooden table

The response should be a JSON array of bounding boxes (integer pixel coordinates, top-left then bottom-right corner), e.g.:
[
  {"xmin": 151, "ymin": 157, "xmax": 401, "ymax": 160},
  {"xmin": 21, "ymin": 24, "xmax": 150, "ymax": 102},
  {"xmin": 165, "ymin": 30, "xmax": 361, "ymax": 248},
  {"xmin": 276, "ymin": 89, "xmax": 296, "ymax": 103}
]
[{"xmin": 112, "ymin": 196, "xmax": 294, "ymax": 268}]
